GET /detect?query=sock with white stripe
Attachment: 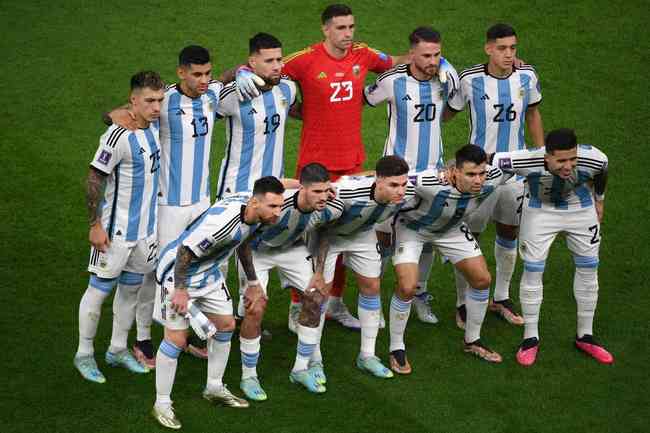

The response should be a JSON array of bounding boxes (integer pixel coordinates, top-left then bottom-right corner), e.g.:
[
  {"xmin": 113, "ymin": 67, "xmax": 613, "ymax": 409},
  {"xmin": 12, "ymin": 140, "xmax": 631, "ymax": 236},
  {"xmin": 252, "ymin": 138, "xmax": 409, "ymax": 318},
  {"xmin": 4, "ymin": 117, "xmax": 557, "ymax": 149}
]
[
  {"xmin": 155, "ymin": 339, "xmax": 182, "ymax": 408},
  {"xmin": 136, "ymin": 272, "xmax": 155, "ymax": 341},
  {"xmin": 454, "ymin": 268, "xmax": 468, "ymax": 307},
  {"xmin": 389, "ymin": 294, "xmax": 412, "ymax": 352},
  {"xmin": 240, "ymin": 336, "xmax": 261, "ymax": 380},
  {"xmin": 207, "ymin": 331, "xmax": 233, "ymax": 390},
  {"xmin": 494, "ymin": 236, "xmax": 518, "ymax": 302},
  {"xmin": 77, "ymin": 276, "xmax": 116, "ymax": 356},
  {"xmin": 573, "ymin": 256, "xmax": 599, "ymax": 338},
  {"xmin": 310, "ymin": 301, "xmax": 328, "ymax": 364},
  {"xmin": 465, "ymin": 288, "xmax": 490, "ymax": 342},
  {"xmin": 109, "ymin": 272, "xmax": 143, "ymax": 353},
  {"xmin": 293, "ymin": 325, "xmax": 319, "ymax": 373},
  {"xmin": 520, "ymin": 260, "xmax": 545, "ymax": 340},
  {"xmin": 358, "ymin": 294, "xmax": 381, "ymax": 358}
]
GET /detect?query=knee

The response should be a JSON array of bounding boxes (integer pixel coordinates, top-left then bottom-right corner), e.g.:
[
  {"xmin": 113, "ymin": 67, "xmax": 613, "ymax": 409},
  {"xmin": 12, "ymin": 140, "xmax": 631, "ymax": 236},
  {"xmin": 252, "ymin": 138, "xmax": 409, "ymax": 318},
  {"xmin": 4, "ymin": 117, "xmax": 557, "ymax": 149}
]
[
  {"xmin": 361, "ymin": 279, "xmax": 380, "ymax": 296},
  {"xmin": 468, "ymin": 272, "xmax": 491, "ymax": 290},
  {"xmin": 246, "ymin": 297, "xmax": 267, "ymax": 320},
  {"xmin": 218, "ymin": 316, "xmax": 236, "ymax": 332},
  {"xmin": 397, "ymin": 283, "xmax": 417, "ymax": 300},
  {"xmin": 164, "ymin": 329, "xmax": 188, "ymax": 350}
]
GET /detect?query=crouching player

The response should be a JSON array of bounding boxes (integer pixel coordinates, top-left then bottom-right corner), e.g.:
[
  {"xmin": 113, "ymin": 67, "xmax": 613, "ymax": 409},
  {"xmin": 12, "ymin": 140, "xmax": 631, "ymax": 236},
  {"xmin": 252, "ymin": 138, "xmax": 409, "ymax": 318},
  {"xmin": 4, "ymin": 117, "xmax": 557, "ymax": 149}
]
[
  {"xmin": 491, "ymin": 128, "xmax": 613, "ymax": 366},
  {"xmin": 389, "ymin": 145, "xmax": 511, "ymax": 373},
  {"xmin": 74, "ymin": 71, "xmax": 164, "ymax": 383},
  {"xmin": 235, "ymin": 163, "xmax": 344, "ymax": 398},
  {"xmin": 151, "ymin": 177, "xmax": 284, "ymax": 429}
]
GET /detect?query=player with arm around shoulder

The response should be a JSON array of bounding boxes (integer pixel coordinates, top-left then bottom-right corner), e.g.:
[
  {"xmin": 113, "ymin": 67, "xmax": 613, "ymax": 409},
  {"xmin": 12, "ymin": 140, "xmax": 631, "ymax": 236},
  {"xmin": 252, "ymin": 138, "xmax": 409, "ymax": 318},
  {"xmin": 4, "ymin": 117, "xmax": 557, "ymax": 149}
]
[
  {"xmin": 492, "ymin": 128, "xmax": 613, "ymax": 366},
  {"xmin": 446, "ymin": 23, "xmax": 545, "ymax": 327},
  {"xmin": 74, "ymin": 71, "xmax": 165, "ymax": 383}
]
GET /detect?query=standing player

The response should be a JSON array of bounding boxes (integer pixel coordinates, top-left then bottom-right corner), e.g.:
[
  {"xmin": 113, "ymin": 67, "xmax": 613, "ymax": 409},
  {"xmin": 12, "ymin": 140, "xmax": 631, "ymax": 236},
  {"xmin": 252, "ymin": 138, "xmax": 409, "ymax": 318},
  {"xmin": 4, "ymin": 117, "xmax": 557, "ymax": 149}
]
[
  {"xmin": 108, "ymin": 46, "xmax": 224, "ymax": 362},
  {"xmin": 236, "ymin": 163, "xmax": 343, "ymax": 399},
  {"xmin": 364, "ymin": 26, "xmax": 461, "ymax": 324},
  {"xmin": 74, "ymin": 71, "xmax": 164, "ymax": 383},
  {"xmin": 215, "ymin": 33, "xmax": 297, "ymax": 198},
  {"xmin": 446, "ymin": 23, "xmax": 544, "ymax": 327},
  {"xmin": 151, "ymin": 177, "xmax": 285, "ymax": 429},
  {"xmin": 491, "ymin": 128, "xmax": 613, "ymax": 366},
  {"xmin": 389, "ymin": 145, "xmax": 511, "ymax": 374}
]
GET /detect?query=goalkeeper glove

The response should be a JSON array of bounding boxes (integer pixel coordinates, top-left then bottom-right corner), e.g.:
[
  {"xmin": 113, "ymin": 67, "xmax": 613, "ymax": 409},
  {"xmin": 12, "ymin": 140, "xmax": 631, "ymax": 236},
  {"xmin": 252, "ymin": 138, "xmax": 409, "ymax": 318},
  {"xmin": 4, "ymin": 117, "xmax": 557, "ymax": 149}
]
[{"xmin": 235, "ymin": 65, "xmax": 265, "ymax": 101}]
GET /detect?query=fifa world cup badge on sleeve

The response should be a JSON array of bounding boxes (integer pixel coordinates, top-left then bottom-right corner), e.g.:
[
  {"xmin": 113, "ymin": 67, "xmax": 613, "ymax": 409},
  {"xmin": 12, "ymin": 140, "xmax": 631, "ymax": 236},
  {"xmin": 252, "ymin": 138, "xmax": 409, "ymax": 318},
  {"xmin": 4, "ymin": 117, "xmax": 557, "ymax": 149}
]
[
  {"xmin": 98, "ymin": 150, "xmax": 112, "ymax": 165},
  {"xmin": 198, "ymin": 238, "xmax": 212, "ymax": 252},
  {"xmin": 498, "ymin": 157, "xmax": 512, "ymax": 170}
]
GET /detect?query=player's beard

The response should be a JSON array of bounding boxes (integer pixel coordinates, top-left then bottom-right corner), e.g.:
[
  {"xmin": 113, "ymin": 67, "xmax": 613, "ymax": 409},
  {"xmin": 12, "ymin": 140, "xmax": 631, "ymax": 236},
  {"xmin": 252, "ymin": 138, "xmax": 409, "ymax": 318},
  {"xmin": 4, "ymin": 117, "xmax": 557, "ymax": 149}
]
[
  {"xmin": 415, "ymin": 63, "xmax": 438, "ymax": 80},
  {"xmin": 261, "ymin": 75, "xmax": 281, "ymax": 89}
]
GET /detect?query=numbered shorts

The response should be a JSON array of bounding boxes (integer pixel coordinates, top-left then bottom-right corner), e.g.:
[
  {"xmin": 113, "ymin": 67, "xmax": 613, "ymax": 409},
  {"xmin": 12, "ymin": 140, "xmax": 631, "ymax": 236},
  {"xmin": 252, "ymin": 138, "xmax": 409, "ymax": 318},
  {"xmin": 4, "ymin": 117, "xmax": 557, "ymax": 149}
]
[
  {"xmin": 238, "ymin": 244, "xmax": 314, "ymax": 295},
  {"xmin": 88, "ymin": 233, "xmax": 158, "ymax": 279},
  {"xmin": 518, "ymin": 205, "xmax": 601, "ymax": 263},
  {"xmin": 157, "ymin": 198, "xmax": 210, "ymax": 251},
  {"xmin": 323, "ymin": 229, "xmax": 382, "ymax": 282},
  {"xmin": 392, "ymin": 221, "xmax": 482, "ymax": 266},
  {"xmin": 153, "ymin": 274, "xmax": 233, "ymax": 331},
  {"xmin": 466, "ymin": 179, "xmax": 524, "ymax": 233}
]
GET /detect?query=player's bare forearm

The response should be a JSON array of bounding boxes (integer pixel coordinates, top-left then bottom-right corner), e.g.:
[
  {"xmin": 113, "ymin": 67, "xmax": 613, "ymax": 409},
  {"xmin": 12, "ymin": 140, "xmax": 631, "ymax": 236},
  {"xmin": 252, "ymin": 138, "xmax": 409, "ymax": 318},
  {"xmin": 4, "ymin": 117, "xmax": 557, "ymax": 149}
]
[
  {"xmin": 310, "ymin": 228, "xmax": 330, "ymax": 274},
  {"xmin": 525, "ymin": 107, "xmax": 544, "ymax": 147},
  {"xmin": 391, "ymin": 53, "xmax": 410, "ymax": 65},
  {"xmin": 593, "ymin": 170, "xmax": 608, "ymax": 199},
  {"xmin": 289, "ymin": 102, "xmax": 303, "ymax": 119},
  {"xmin": 236, "ymin": 239, "xmax": 258, "ymax": 282},
  {"xmin": 86, "ymin": 167, "xmax": 107, "ymax": 226},
  {"xmin": 281, "ymin": 178, "xmax": 301, "ymax": 189},
  {"xmin": 218, "ymin": 64, "xmax": 243, "ymax": 84},
  {"xmin": 443, "ymin": 106, "xmax": 459, "ymax": 122},
  {"xmin": 174, "ymin": 246, "xmax": 195, "ymax": 290}
]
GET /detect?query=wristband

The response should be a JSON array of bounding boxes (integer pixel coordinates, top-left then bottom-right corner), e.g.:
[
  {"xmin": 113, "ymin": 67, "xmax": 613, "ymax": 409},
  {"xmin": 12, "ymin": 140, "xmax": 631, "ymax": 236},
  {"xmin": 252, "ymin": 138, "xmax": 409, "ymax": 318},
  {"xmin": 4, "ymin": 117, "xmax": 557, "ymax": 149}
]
[{"xmin": 247, "ymin": 280, "xmax": 260, "ymax": 287}]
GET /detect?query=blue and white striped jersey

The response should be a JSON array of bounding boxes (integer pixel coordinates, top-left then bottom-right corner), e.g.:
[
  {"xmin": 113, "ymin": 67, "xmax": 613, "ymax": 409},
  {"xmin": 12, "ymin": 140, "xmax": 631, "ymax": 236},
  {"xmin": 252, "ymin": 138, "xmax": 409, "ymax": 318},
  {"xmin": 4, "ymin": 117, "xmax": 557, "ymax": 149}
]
[
  {"xmin": 493, "ymin": 145, "xmax": 608, "ymax": 210},
  {"xmin": 215, "ymin": 78, "xmax": 297, "ymax": 198},
  {"xmin": 158, "ymin": 80, "xmax": 223, "ymax": 206},
  {"xmin": 401, "ymin": 167, "xmax": 509, "ymax": 234},
  {"xmin": 252, "ymin": 189, "xmax": 344, "ymax": 251},
  {"xmin": 156, "ymin": 193, "xmax": 261, "ymax": 294},
  {"xmin": 364, "ymin": 63, "xmax": 461, "ymax": 171},
  {"xmin": 448, "ymin": 64, "xmax": 541, "ymax": 153},
  {"xmin": 90, "ymin": 123, "xmax": 160, "ymax": 242},
  {"xmin": 329, "ymin": 176, "xmax": 415, "ymax": 236}
]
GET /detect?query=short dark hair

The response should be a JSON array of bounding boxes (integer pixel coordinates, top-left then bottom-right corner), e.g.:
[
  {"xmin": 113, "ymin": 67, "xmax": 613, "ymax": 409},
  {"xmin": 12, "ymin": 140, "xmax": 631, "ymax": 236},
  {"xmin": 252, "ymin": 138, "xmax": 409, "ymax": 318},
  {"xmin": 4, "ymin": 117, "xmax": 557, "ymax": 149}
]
[
  {"xmin": 178, "ymin": 45, "xmax": 210, "ymax": 67},
  {"xmin": 545, "ymin": 128, "xmax": 577, "ymax": 153},
  {"xmin": 130, "ymin": 70, "xmax": 164, "ymax": 92},
  {"xmin": 299, "ymin": 163, "xmax": 330, "ymax": 185},
  {"xmin": 321, "ymin": 4, "xmax": 352, "ymax": 24},
  {"xmin": 409, "ymin": 26, "xmax": 441, "ymax": 47},
  {"xmin": 486, "ymin": 23, "xmax": 516, "ymax": 42},
  {"xmin": 455, "ymin": 144, "xmax": 487, "ymax": 168},
  {"xmin": 253, "ymin": 176, "xmax": 285, "ymax": 197},
  {"xmin": 249, "ymin": 32, "xmax": 282, "ymax": 54},
  {"xmin": 376, "ymin": 155, "xmax": 409, "ymax": 178}
]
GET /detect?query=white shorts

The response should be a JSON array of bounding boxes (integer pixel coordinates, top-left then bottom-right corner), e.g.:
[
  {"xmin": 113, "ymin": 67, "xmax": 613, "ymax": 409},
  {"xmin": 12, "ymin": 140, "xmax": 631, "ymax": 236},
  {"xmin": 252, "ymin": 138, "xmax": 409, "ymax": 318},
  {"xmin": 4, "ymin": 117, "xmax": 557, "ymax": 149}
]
[
  {"xmin": 157, "ymin": 198, "xmax": 211, "ymax": 251},
  {"xmin": 324, "ymin": 230, "xmax": 381, "ymax": 282},
  {"xmin": 88, "ymin": 233, "xmax": 158, "ymax": 279},
  {"xmin": 153, "ymin": 273, "xmax": 233, "ymax": 331},
  {"xmin": 518, "ymin": 205, "xmax": 601, "ymax": 264},
  {"xmin": 238, "ymin": 244, "xmax": 314, "ymax": 295},
  {"xmin": 392, "ymin": 220, "xmax": 481, "ymax": 266},
  {"xmin": 466, "ymin": 179, "xmax": 524, "ymax": 232}
]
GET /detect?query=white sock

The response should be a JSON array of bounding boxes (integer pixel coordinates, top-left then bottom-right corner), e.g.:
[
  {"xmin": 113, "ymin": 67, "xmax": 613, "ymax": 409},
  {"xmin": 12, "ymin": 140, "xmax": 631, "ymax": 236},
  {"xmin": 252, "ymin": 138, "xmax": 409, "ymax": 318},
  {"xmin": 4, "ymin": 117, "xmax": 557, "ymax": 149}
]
[
  {"xmin": 136, "ymin": 272, "xmax": 155, "ymax": 341},
  {"xmin": 454, "ymin": 268, "xmax": 468, "ymax": 307},
  {"xmin": 77, "ymin": 277, "xmax": 114, "ymax": 356},
  {"xmin": 155, "ymin": 339, "xmax": 182, "ymax": 408},
  {"xmin": 207, "ymin": 331, "xmax": 232, "ymax": 390},
  {"xmin": 358, "ymin": 294, "xmax": 380, "ymax": 358},
  {"xmin": 293, "ymin": 325, "xmax": 319, "ymax": 372},
  {"xmin": 494, "ymin": 236, "xmax": 518, "ymax": 302},
  {"xmin": 109, "ymin": 272, "xmax": 142, "ymax": 353},
  {"xmin": 573, "ymin": 257, "xmax": 599, "ymax": 338},
  {"xmin": 465, "ymin": 288, "xmax": 489, "ymax": 342},
  {"xmin": 389, "ymin": 294, "xmax": 412, "ymax": 352},
  {"xmin": 416, "ymin": 246, "xmax": 434, "ymax": 296},
  {"xmin": 310, "ymin": 301, "xmax": 328, "ymax": 364},
  {"xmin": 520, "ymin": 261, "xmax": 545, "ymax": 340},
  {"xmin": 240, "ymin": 336, "xmax": 261, "ymax": 380}
]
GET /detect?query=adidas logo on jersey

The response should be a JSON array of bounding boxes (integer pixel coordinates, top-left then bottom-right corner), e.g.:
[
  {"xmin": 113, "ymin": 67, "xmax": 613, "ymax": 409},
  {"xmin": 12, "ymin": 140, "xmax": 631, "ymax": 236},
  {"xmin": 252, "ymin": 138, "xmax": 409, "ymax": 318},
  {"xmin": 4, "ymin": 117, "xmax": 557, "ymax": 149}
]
[
  {"xmin": 401, "ymin": 94, "xmax": 412, "ymax": 101},
  {"xmin": 175, "ymin": 109, "xmax": 185, "ymax": 115},
  {"xmin": 248, "ymin": 108, "xmax": 258, "ymax": 115},
  {"xmin": 480, "ymin": 94, "xmax": 490, "ymax": 101},
  {"xmin": 139, "ymin": 147, "xmax": 146, "ymax": 154}
]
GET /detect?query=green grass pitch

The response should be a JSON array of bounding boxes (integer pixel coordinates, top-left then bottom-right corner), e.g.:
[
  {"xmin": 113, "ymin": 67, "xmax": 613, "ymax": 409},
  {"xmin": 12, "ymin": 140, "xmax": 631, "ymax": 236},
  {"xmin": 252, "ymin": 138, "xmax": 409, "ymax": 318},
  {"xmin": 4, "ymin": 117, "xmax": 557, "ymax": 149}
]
[{"xmin": 2, "ymin": 1, "xmax": 649, "ymax": 432}]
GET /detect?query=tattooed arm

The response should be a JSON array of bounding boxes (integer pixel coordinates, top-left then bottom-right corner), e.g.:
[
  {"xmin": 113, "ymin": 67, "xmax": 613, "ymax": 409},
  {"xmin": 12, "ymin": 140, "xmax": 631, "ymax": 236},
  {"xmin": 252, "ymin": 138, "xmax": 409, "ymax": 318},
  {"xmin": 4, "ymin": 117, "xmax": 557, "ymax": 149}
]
[
  {"xmin": 307, "ymin": 227, "xmax": 330, "ymax": 292},
  {"xmin": 87, "ymin": 167, "xmax": 110, "ymax": 252},
  {"xmin": 237, "ymin": 237, "xmax": 266, "ymax": 313},
  {"xmin": 170, "ymin": 245, "xmax": 195, "ymax": 314}
]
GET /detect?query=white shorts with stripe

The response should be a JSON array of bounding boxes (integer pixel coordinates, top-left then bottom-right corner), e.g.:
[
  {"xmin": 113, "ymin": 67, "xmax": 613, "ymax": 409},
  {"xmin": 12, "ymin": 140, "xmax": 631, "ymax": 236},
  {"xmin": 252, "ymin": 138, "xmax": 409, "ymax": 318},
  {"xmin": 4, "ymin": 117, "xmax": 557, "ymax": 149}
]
[{"xmin": 87, "ymin": 233, "xmax": 158, "ymax": 279}]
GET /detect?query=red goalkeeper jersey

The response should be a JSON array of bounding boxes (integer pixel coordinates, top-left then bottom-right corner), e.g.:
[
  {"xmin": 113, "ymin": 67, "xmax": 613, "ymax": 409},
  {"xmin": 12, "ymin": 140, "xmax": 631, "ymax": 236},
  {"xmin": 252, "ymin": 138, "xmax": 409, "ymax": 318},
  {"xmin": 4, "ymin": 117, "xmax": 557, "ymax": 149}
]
[{"xmin": 283, "ymin": 42, "xmax": 393, "ymax": 171}]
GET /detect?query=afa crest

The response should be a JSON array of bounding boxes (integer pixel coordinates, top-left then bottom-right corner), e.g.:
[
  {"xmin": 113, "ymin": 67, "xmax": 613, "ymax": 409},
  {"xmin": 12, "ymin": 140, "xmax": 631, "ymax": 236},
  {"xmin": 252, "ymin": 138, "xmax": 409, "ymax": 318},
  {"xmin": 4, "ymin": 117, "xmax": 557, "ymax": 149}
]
[{"xmin": 352, "ymin": 64, "xmax": 360, "ymax": 76}]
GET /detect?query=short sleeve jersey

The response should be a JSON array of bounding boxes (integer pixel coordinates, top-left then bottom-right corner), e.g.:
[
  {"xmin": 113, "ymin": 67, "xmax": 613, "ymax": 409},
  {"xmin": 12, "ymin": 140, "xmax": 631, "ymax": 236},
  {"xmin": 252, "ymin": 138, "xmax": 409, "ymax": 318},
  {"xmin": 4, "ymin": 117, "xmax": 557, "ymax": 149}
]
[
  {"xmin": 448, "ymin": 64, "xmax": 541, "ymax": 153},
  {"xmin": 493, "ymin": 145, "xmax": 608, "ymax": 210},
  {"xmin": 215, "ymin": 78, "xmax": 297, "ymax": 198},
  {"xmin": 364, "ymin": 63, "xmax": 462, "ymax": 172},
  {"xmin": 283, "ymin": 42, "xmax": 393, "ymax": 171},
  {"xmin": 158, "ymin": 80, "xmax": 223, "ymax": 206},
  {"xmin": 401, "ymin": 167, "xmax": 509, "ymax": 234},
  {"xmin": 90, "ymin": 122, "xmax": 161, "ymax": 242}
]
